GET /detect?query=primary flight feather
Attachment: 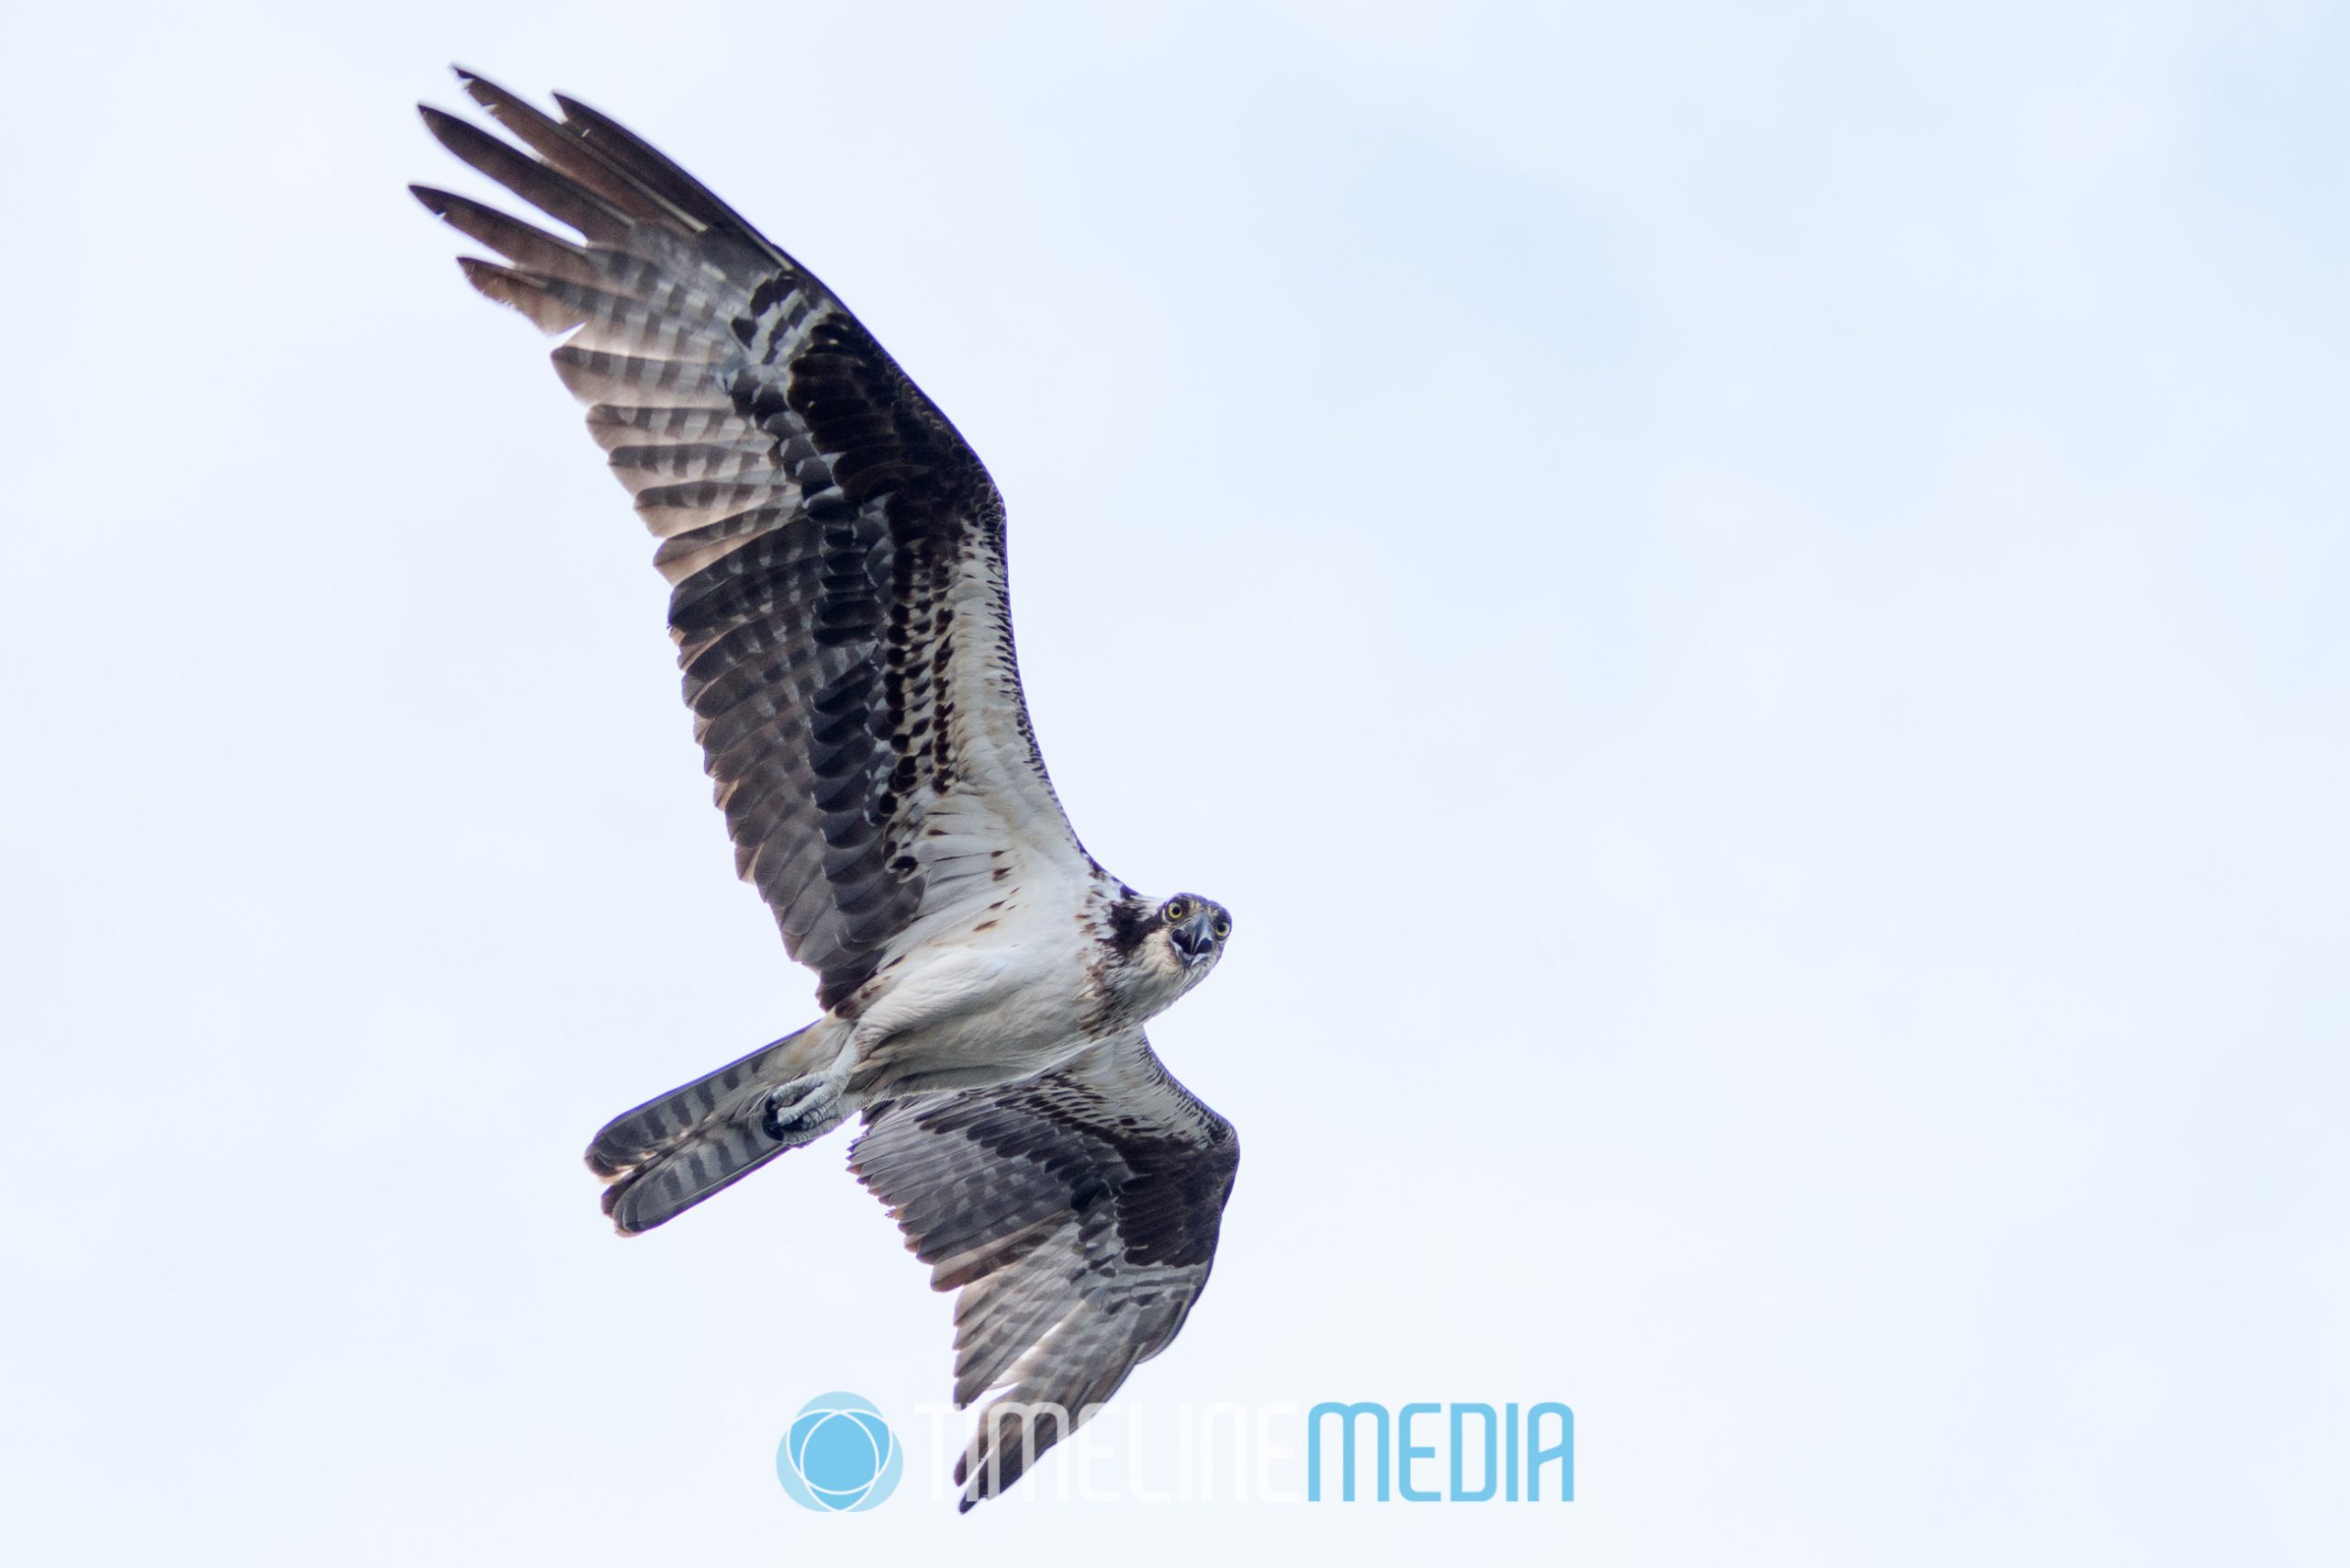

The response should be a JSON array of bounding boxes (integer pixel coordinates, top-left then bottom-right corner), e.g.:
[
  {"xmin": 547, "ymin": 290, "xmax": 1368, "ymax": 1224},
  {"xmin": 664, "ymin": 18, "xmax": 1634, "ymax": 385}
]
[{"xmin": 414, "ymin": 71, "xmax": 1239, "ymax": 1511}]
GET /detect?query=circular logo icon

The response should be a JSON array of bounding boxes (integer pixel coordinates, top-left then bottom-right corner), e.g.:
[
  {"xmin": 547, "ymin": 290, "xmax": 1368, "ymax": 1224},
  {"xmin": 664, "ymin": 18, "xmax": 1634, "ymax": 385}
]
[{"xmin": 776, "ymin": 1392, "xmax": 903, "ymax": 1512}]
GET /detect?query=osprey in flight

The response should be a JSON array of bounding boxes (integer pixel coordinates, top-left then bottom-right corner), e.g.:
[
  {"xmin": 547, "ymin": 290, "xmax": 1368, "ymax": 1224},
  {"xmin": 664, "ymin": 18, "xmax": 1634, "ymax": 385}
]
[{"xmin": 414, "ymin": 73, "xmax": 1239, "ymax": 1509}]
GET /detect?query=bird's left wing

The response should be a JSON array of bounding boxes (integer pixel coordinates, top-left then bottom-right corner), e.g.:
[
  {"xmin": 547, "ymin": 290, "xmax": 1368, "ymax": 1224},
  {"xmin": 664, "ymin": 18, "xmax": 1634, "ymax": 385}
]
[
  {"xmin": 413, "ymin": 74, "xmax": 1098, "ymax": 1014},
  {"xmin": 850, "ymin": 1030, "xmax": 1240, "ymax": 1509}
]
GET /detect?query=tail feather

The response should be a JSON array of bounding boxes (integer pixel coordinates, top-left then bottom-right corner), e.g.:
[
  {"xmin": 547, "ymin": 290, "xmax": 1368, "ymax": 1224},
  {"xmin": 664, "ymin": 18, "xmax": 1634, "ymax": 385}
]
[
  {"xmin": 587, "ymin": 1023, "xmax": 838, "ymax": 1234},
  {"xmin": 599, "ymin": 1114, "xmax": 789, "ymax": 1235}
]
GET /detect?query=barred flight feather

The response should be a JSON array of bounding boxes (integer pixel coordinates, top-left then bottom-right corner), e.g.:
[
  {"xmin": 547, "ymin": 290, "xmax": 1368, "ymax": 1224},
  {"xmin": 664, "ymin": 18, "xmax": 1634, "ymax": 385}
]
[{"xmin": 852, "ymin": 1031, "xmax": 1239, "ymax": 1510}]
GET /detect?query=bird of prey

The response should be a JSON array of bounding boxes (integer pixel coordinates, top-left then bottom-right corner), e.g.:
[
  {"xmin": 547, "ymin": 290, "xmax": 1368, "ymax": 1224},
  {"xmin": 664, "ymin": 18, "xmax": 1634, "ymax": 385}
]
[{"xmin": 413, "ymin": 73, "xmax": 1240, "ymax": 1510}]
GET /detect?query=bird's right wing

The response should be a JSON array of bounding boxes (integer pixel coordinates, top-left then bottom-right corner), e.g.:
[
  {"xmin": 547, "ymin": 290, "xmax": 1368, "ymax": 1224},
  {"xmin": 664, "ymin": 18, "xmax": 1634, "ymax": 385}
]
[
  {"xmin": 414, "ymin": 74, "xmax": 1100, "ymax": 1013},
  {"xmin": 849, "ymin": 1030, "xmax": 1241, "ymax": 1509}
]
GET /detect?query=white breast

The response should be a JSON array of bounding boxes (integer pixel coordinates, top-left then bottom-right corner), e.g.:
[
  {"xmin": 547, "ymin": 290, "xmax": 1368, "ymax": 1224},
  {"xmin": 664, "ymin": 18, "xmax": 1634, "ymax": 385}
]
[{"xmin": 849, "ymin": 884, "xmax": 1108, "ymax": 1095}]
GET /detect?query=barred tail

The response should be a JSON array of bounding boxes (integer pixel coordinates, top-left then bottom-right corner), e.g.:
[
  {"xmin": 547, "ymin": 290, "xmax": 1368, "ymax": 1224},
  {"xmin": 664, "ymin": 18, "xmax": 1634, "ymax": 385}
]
[{"xmin": 587, "ymin": 1022, "xmax": 845, "ymax": 1235}]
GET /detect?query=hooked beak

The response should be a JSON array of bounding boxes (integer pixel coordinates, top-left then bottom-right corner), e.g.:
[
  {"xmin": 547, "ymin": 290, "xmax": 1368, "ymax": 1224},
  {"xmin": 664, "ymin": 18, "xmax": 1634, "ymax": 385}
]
[{"xmin": 1170, "ymin": 912, "xmax": 1218, "ymax": 965}]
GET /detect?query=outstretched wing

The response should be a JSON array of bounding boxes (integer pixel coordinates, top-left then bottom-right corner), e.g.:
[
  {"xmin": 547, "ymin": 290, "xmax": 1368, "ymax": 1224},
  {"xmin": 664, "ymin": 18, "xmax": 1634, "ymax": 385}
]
[
  {"xmin": 849, "ymin": 1030, "xmax": 1240, "ymax": 1510},
  {"xmin": 415, "ymin": 73, "xmax": 1094, "ymax": 1012}
]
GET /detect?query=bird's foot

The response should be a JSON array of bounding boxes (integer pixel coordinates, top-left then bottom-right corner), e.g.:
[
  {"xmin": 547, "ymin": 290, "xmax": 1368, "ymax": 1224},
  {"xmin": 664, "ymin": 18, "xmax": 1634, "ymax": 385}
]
[{"xmin": 760, "ymin": 1073, "xmax": 846, "ymax": 1146}]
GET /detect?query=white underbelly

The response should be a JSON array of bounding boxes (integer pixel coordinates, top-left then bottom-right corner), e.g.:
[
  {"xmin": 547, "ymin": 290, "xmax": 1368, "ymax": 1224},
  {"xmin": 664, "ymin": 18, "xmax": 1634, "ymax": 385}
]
[{"xmin": 849, "ymin": 935, "xmax": 1101, "ymax": 1094}]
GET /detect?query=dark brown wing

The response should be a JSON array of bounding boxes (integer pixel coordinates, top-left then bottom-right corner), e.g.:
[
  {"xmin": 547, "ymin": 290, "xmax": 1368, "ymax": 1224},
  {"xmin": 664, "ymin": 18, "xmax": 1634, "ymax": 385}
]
[
  {"xmin": 849, "ymin": 1030, "xmax": 1241, "ymax": 1509},
  {"xmin": 416, "ymin": 73, "xmax": 1095, "ymax": 1012}
]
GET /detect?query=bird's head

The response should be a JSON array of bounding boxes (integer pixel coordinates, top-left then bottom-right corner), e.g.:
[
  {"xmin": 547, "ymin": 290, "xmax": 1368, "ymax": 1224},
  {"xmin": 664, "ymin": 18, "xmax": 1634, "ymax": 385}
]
[
  {"xmin": 1154, "ymin": 892, "xmax": 1232, "ymax": 974},
  {"xmin": 1106, "ymin": 890, "xmax": 1234, "ymax": 1004}
]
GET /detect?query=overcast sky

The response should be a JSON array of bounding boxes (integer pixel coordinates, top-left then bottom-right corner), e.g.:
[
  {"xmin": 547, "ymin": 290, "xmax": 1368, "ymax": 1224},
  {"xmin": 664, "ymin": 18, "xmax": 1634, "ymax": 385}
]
[{"xmin": 5, "ymin": 2, "xmax": 2345, "ymax": 1562}]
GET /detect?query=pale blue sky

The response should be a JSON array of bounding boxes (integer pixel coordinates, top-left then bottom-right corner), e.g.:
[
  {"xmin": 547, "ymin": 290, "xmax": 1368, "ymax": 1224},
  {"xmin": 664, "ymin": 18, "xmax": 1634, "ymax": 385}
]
[{"xmin": 4, "ymin": 3, "xmax": 2345, "ymax": 1562}]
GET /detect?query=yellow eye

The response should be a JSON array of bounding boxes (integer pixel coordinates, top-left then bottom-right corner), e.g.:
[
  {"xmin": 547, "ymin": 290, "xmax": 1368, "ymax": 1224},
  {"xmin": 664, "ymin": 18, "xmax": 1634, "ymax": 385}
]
[
  {"xmin": 1212, "ymin": 913, "xmax": 1230, "ymax": 938},
  {"xmin": 1163, "ymin": 900, "xmax": 1188, "ymax": 924}
]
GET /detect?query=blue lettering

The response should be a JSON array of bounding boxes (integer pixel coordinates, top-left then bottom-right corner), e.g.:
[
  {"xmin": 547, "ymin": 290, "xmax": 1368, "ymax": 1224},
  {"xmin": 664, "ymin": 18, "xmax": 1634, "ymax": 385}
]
[
  {"xmin": 1527, "ymin": 1402, "xmax": 1573, "ymax": 1501},
  {"xmin": 1449, "ymin": 1403, "xmax": 1497, "ymax": 1501},
  {"xmin": 1307, "ymin": 1402, "xmax": 1391, "ymax": 1502},
  {"xmin": 1398, "ymin": 1403, "xmax": 1439, "ymax": 1501}
]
